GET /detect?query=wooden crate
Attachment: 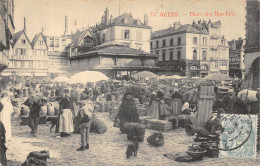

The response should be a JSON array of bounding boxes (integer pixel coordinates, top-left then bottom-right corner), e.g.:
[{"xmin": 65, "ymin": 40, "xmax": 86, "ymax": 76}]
[
  {"xmin": 146, "ymin": 119, "xmax": 172, "ymax": 131},
  {"xmin": 196, "ymin": 86, "xmax": 214, "ymax": 127},
  {"xmin": 139, "ymin": 116, "xmax": 153, "ymax": 126}
]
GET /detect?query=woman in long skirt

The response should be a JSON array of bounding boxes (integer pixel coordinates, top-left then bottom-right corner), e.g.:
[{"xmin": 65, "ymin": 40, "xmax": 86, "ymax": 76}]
[{"xmin": 59, "ymin": 93, "xmax": 74, "ymax": 137}]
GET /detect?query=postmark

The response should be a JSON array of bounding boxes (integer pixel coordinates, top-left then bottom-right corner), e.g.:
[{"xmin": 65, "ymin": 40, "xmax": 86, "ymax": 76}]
[{"xmin": 219, "ymin": 114, "xmax": 258, "ymax": 158}]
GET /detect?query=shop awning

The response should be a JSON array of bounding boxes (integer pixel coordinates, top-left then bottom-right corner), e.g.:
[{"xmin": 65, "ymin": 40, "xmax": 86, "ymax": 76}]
[
  {"xmin": 1, "ymin": 72, "xmax": 11, "ymax": 76},
  {"xmin": 34, "ymin": 73, "xmax": 48, "ymax": 77},
  {"xmin": 19, "ymin": 73, "xmax": 32, "ymax": 76}
]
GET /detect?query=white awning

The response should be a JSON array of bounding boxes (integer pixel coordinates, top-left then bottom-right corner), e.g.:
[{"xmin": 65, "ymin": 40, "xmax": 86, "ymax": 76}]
[
  {"xmin": 34, "ymin": 73, "xmax": 47, "ymax": 77},
  {"xmin": 19, "ymin": 73, "xmax": 32, "ymax": 76},
  {"xmin": 1, "ymin": 72, "xmax": 11, "ymax": 76}
]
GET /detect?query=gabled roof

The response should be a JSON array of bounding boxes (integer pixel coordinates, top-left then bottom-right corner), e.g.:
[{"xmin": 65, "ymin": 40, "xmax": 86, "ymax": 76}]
[
  {"xmin": 71, "ymin": 29, "xmax": 98, "ymax": 47},
  {"xmin": 13, "ymin": 30, "xmax": 32, "ymax": 48},
  {"xmin": 31, "ymin": 32, "xmax": 48, "ymax": 49},
  {"xmin": 112, "ymin": 13, "xmax": 151, "ymax": 29},
  {"xmin": 228, "ymin": 39, "xmax": 244, "ymax": 50},
  {"xmin": 151, "ymin": 24, "xmax": 205, "ymax": 39}
]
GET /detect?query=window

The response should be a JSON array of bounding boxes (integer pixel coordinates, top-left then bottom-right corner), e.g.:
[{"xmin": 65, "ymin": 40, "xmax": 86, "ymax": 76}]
[
  {"xmin": 178, "ymin": 37, "xmax": 181, "ymax": 45},
  {"xmin": 193, "ymin": 50, "xmax": 197, "ymax": 60},
  {"xmin": 29, "ymin": 61, "xmax": 33, "ymax": 68},
  {"xmin": 203, "ymin": 37, "xmax": 207, "ymax": 45},
  {"xmin": 136, "ymin": 31, "xmax": 142, "ymax": 40},
  {"xmin": 156, "ymin": 41, "xmax": 159, "ymax": 48},
  {"xmin": 221, "ymin": 62, "xmax": 227, "ymax": 66},
  {"xmin": 201, "ymin": 65, "xmax": 208, "ymax": 70},
  {"xmin": 150, "ymin": 42, "xmax": 152, "ymax": 49},
  {"xmin": 50, "ymin": 39, "xmax": 54, "ymax": 47},
  {"xmin": 202, "ymin": 51, "xmax": 207, "ymax": 60},
  {"xmin": 177, "ymin": 50, "xmax": 181, "ymax": 60},
  {"xmin": 102, "ymin": 34, "xmax": 106, "ymax": 42},
  {"xmin": 21, "ymin": 39, "xmax": 26, "ymax": 44},
  {"xmin": 170, "ymin": 52, "xmax": 173, "ymax": 60},
  {"xmin": 170, "ymin": 38, "xmax": 173, "ymax": 46},
  {"xmin": 20, "ymin": 49, "xmax": 26, "ymax": 55},
  {"xmin": 38, "ymin": 41, "xmax": 43, "ymax": 45},
  {"xmin": 62, "ymin": 39, "xmax": 66, "ymax": 46},
  {"xmin": 55, "ymin": 39, "xmax": 59, "ymax": 47},
  {"xmin": 124, "ymin": 30, "xmax": 130, "ymax": 39},
  {"xmin": 215, "ymin": 62, "xmax": 219, "ymax": 68},
  {"xmin": 162, "ymin": 52, "xmax": 166, "ymax": 61},
  {"xmin": 21, "ymin": 61, "xmax": 25, "ymax": 68},
  {"xmin": 163, "ymin": 40, "xmax": 166, "ymax": 47},
  {"xmin": 193, "ymin": 37, "xmax": 197, "ymax": 45}
]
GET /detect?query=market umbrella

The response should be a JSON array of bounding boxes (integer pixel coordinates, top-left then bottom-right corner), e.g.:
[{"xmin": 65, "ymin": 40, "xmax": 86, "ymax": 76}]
[
  {"xmin": 132, "ymin": 71, "xmax": 158, "ymax": 78},
  {"xmin": 168, "ymin": 75, "xmax": 183, "ymax": 79},
  {"xmin": 158, "ymin": 75, "xmax": 168, "ymax": 80},
  {"xmin": 53, "ymin": 76, "xmax": 69, "ymax": 83},
  {"xmin": 69, "ymin": 71, "xmax": 109, "ymax": 84},
  {"xmin": 203, "ymin": 72, "xmax": 233, "ymax": 81}
]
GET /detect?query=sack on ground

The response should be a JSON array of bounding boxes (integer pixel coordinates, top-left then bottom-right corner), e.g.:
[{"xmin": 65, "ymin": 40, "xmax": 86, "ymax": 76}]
[
  {"xmin": 91, "ymin": 118, "xmax": 107, "ymax": 134},
  {"xmin": 147, "ymin": 132, "xmax": 164, "ymax": 146}
]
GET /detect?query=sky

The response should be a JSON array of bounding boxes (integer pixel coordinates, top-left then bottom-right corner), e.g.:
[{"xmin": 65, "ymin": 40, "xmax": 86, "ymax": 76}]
[{"xmin": 14, "ymin": 0, "xmax": 247, "ymax": 41}]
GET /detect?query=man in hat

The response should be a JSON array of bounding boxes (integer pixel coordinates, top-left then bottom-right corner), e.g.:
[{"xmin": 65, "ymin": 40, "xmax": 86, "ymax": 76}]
[
  {"xmin": 222, "ymin": 89, "xmax": 235, "ymax": 114},
  {"xmin": 76, "ymin": 101, "xmax": 92, "ymax": 151},
  {"xmin": 23, "ymin": 95, "xmax": 47, "ymax": 137}
]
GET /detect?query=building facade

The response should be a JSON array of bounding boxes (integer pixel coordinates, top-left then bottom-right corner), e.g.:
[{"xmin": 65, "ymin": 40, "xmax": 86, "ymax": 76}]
[
  {"xmin": 243, "ymin": 0, "xmax": 260, "ymax": 90},
  {"xmin": 151, "ymin": 20, "xmax": 229, "ymax": 78},
  {"xmin": 2, "ymin": 18, "xmax": 49, "ymax": 79},
  {"xmin": 0, "ymin": 0, "xmax": 15, "ymax": 73},
  {"xmin": 69, "ymin": 8, "xmax": 158, "ymax": 77},
  {"xmin": 228, "ymin": 38, "xmax": 245, "ymax": 79}
]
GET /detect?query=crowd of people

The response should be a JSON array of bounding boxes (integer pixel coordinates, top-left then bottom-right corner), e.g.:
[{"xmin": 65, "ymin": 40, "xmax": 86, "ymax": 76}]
[{"xmin": 0, "ymin": 76, "xmax": 258, "ymax": 165}]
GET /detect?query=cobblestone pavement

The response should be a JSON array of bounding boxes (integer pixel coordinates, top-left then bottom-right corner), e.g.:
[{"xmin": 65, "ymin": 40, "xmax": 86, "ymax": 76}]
[{"xmin": 6, "ymin": 113, "xmax": 260, "ymax": 166}]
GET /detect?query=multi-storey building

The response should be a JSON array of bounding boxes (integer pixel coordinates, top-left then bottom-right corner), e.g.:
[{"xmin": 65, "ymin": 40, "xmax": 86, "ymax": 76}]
[
  {"xmin": 44, "ymin": 16, "xmax": 71, "ymax": 78},
  {"xmin": 243, "ymin": 0, "xmax": 260, "ymax": 90},
  {"xmin": 0, "ymin": 0, "xmax": 15, "ymax": 74},
  {"xmin": 2, "ymin": 18, "xmax": 48, "ymax": 79},
  {"xmin": 69, "ymin": 8, "xmax": 158, "ymax": 77},
  {"xmin": 228, "ymin": 38, "xmax": 245, "ymax": 79},
  {"xmin": 151, "ymin": 20, "xmax": 229, "ymax": 78}
]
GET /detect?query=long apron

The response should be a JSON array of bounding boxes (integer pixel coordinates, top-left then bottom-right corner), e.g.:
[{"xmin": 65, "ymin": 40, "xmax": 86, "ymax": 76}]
[{"xmin": 59, "ymin": 109, "xmax": 74, "ymax": 133}]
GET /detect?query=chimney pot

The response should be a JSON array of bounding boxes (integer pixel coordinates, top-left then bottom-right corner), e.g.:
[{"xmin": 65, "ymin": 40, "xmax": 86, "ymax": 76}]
[{"xmin": 24, "ymin": 17, "xmax": 26, "ymax": 31}]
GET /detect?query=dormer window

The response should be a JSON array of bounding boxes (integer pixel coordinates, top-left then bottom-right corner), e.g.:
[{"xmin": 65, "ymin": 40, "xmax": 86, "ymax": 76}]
[
  {"xmin": 123, "ymin": 17, "xmax": 128, "ymax": 24},
  {"xmin": 135, "ymin": 19, "xmax": 141, "ymax": 25},
  {"xmin": 21, "ymin": 39, "xmax": 26, "ymax": 44}
]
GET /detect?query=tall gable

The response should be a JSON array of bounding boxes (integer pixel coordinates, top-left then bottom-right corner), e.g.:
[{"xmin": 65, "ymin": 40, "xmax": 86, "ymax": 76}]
[
  {"xmin": 13, "ymin": 30, "xmax": 32, "ymax": 48},
  {"xmin": 31, "ymin": 33, "xmax": 48, "ymax": 49}
]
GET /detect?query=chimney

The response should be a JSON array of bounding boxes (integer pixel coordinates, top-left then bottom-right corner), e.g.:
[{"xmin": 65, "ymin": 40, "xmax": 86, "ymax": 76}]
[
  {"xmin": 64, "ymin": 16, "xmax": 68, "ymax": 36},
  {"xmin": 144, "ymin": 13, "xmax": 149, "ymax": 26},
  {"xmin": 173, "ymin": 22, "xmax": 181, "ymax": 30},
  {"xmin": 104, "ymin": 7, "xmax": 109, "ymax": 25},
  {"xmin": 192, "ymin": 20, "xmax": 196, "ymax": 27},
  {"xmin": 110, "ymin": 15, "xmax": 113, "ymax": 24},
  {"xmin": 24, "ymin": 17, "xmax": 26, "ymax": 31},
  {"xmin": 42, "ymin": 27, "xmax": 44, "ymax": 34}
]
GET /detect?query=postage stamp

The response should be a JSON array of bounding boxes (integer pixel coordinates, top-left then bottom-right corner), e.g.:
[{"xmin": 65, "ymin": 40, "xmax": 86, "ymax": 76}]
[{"xmin": 219, "ymin": 114, "xmax": 258, "ymax": 158}]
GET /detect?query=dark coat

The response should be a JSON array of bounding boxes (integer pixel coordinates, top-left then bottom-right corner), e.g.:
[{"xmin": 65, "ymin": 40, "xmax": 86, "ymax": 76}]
[
  {"xmin": 222, "ymin": 95, "xmax": 235, "ymax": 113},
  {"xmin": 0, "ymin": 121, "xmax": 7, "ymax": 166}
]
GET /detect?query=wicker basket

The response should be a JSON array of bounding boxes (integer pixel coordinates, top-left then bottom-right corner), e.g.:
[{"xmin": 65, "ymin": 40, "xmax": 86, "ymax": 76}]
[{"xmin": 187, "ymin": 144, "xmax": 206, "ymax": 161}]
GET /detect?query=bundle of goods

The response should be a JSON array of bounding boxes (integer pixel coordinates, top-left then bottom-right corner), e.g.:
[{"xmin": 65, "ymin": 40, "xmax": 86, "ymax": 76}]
[
  {"xmin": 186, "ymin": 144, "xmax": 206, "ymax": 161},
  {"xmin": 199, "ymin": 142, "xmax": 219, "ymax": 158},
  {"xmin": 40, "ymin": 105, "xmax": 48, "ymax": 116},
  {"xmin": 136, "ymin": 104, "xmax": 147, "ymax": 116},
  {"xmin": 146, "ymin": 119, "xmax": 172, "ymax": 132},
  {"xmin": 91, "ymin": 118, "xmax": 107, "ymax": 134},
  {"xmin": 139, "ymin": 116, "xmax": 153, "ymax": 127},
  {"xmin": 124, "ymin": 122, "xmax": 146, "ymax": 142},
  {"xmin": 147, "ymin": 132, "xmax": 164, "ymax": 146},
  {"xmin": 21, "ymin": 150, "xmax": 50, "ymax": 166},
  {"xmin": 46, "ymin": 103, "xmax": 55, "ymax": 116},
  {"xmin": 178, "ymin": 115, "xmax": 192, "ymax": 128},
  {"xmin": 20, "ymin": 105, "xmax": 31, "ymax": 125},
  {"xmin": 165, "ymin": 116, "xmax": 178, "ymax": 129}
]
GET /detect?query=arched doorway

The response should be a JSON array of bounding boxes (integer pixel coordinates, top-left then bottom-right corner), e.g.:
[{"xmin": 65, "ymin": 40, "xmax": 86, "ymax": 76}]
[{"xmin": 251, "ymin": 57, "xmax": 260, "ymax": 90}]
